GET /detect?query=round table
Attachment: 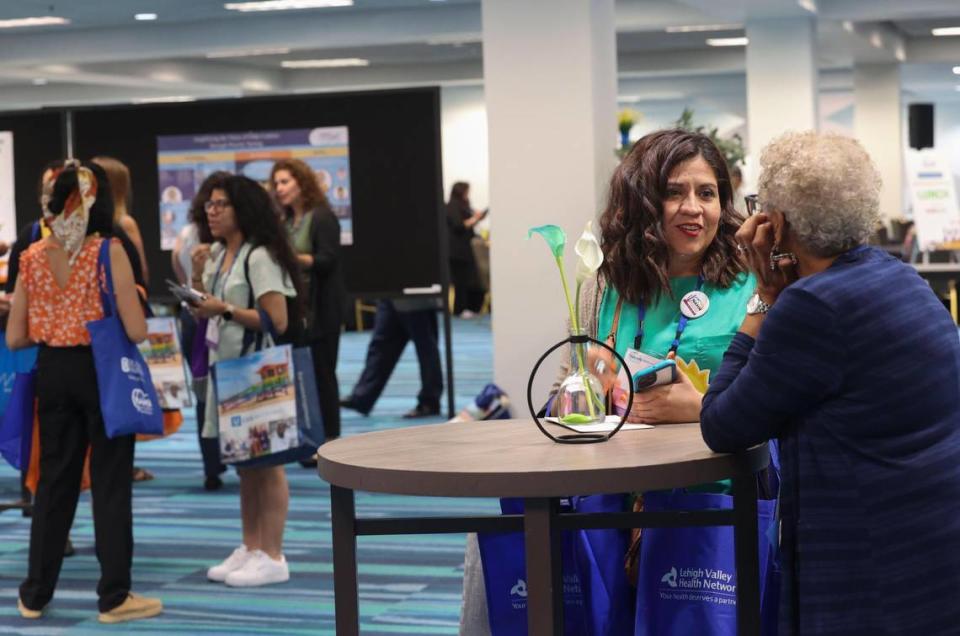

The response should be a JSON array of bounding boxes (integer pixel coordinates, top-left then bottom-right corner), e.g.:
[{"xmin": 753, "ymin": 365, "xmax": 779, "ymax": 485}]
[{"xmin": 318, "ymin": 419, "xmax": 769, "ymax": 636}]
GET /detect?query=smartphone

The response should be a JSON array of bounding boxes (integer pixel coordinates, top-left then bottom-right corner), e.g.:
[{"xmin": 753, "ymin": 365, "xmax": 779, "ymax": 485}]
[
  {"xmin": 632, "ymin": 359, "xmax": 677, "ymax": 391},
  {"xmin": 166, "ymin": 279, "xmax": 206, "ymax": 306}
]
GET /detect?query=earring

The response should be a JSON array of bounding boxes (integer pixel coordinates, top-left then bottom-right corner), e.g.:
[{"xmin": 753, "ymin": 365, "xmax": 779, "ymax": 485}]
[{"xmin": 769, "ymin": 244, "xmax": 798, "ymax": 271}]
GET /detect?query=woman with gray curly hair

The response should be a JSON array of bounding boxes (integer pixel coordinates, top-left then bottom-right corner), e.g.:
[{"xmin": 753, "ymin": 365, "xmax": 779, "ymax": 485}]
[{"xmin": 701, "ymin": 130, "xmax": 960, "ymax": 635}]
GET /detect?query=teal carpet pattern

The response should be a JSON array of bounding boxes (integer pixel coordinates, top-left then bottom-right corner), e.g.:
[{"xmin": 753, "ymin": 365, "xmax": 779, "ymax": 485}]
[{"xmin": 0, "ymin": 316, "xmax": 499, "ymax": 634}]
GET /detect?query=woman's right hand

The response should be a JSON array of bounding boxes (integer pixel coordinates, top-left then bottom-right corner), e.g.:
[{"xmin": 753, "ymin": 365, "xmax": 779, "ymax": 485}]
[
  {"xmin": 735, "ymin": 212, "xmax": 797, "ymax": 305},
  {"xmin": 190, "ymin": 244, "xmax": 211, "ymax": 279}
]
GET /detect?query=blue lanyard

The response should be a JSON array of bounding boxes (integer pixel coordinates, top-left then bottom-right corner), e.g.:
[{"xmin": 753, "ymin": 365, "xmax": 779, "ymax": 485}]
[
  {"xmin": 635, "ymin": 274, "xmax": 705, "ymax": 357},
  {"xmin": 210, "ymin": 246, "xmax": 242, "ymax": 300}
]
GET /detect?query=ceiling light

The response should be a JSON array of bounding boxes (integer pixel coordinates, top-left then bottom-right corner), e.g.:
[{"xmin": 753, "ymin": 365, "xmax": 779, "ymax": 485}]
[
  {"xmin": 135, "ymin": 13, "xmax": 158, "ymax": 21},
  {"xmin": 242, "ymin": 79, "xmax": 272, "ymax": 91},
  {"xmin": 0, "ymin": 16, "xmax": 70, "ymax": 29},
  {"xmin": 281, "ymin": 58, "xmax": 369, "ymax": 68},
  {"xmin": 224, "ymin": 0, "xmax": 352, "ymax": 12},
  {"xmin": 39, "ymin": 64, "xmax": 75, "ymax": 74},
  {"xmin": 131, "ymin": 96, "xmax": 196, "ymax": 104},
  {"xmin": 953, "ymin": 66, "xmax": 960, "ymax": 75},
  {"xmin": 665, "ymin": 24, "xmax": 740, "ymax": 33},
  {"xmin": 932, "ymin": 27, "xmax": 960, "ymax": 36},
  {"xmin": 797, "ymin": 0, "xmax": 817, "ymax": 13},
  {"xmin": 32, "ymin": 78, "xmax": 47, "ymax": 86},
  {"xmin": 151, "ymin": 71, "xmax": 183, "ymax": 82},
  {"xmin": 706, "ymin": 37, "xmax": 748, "ymax": 47},
  {"xmin": 206, "ymin": 47, "xmax": 291, "ymax": 58}
]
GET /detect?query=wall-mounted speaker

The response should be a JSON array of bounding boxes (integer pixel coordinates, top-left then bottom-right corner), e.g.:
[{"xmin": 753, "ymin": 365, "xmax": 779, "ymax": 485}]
[{"xmin": 908, "ymin": 103, "xmax": 934, "ymax": 150}]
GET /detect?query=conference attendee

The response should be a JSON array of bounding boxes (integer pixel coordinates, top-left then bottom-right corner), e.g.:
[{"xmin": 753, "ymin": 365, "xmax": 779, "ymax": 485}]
[
  {"xmin": 340, "ymin": 298, "xmax": 443, "ymax": 419},
  {"xmin": 445, "ymin": 182, "xmax": 486, "ymax": 318},
  {"xmin": 270, "ymin": 158, "xmax": 345, "ymax": 442},
  {"xmin": 701, "ymin": 131, "xmax": 960, "ymax": 635},
  {"xmin": 190, "ymin": 175, "xmax": 302, "ymax": 587},
  {"xmin": 461, "ymin": 129, "xmax": 755, "ymax": 634},
  {"xmin": 172, "ymin": 171, "xmax": 229, "ymax": 490},
  {"xmin": 9, "ymin": 160, "xmax": 162, "ymax": 623},
  {"xmin": 92, "ymin": 156, "xmax": 149, "ymax": 285}
]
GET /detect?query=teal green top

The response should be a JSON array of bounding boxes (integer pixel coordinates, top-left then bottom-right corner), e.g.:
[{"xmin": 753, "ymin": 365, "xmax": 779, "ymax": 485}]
[
  {"xmin": 599, "ymin": 272, "xmax": 756, "ymax": 495},
  {"xmin": 598, "ymin": 272, "xmax": 756, "ymax": 384}
]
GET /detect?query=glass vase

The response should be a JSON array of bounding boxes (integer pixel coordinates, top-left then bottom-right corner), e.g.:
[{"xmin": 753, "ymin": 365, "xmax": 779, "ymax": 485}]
[{"xmin": 553, "ymin": 331, "xmax": 605, "ymax": 425}]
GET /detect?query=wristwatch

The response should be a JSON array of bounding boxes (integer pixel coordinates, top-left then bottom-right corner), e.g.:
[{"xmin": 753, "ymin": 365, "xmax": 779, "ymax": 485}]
[
  {"xmin": 222, "ymin": 304, "xmax": 236, "ymax": 322},
  {"xmin": 746, "ymin": 293, "xmax": 771, "ymax": 315}
]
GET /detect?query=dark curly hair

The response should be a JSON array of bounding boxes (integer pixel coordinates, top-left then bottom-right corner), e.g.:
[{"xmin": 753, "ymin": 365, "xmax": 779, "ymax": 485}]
[
  {"xmin": 598, "ymin": 129, "xmax": 746, "ymax": 305},
  {"xmin": 189, "ymin": 171, "xmax": 230, "ymax": 243},
  {"xmin": 269, "ymin": 158, "xmax": 332, "ymax": 218}
]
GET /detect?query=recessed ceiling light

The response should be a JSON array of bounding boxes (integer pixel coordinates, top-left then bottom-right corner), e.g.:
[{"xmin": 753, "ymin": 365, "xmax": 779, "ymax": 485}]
[
  {"xmin": 281, "ymin": 58, "xmax": 369, "ymax": 68},
  {"xmin": 706, "ymin": 37, "xmax": 748, "ymax": 47},
  {"xmin": 151, "ymin": 71, "xmax": 183, "ymax": 82},
  {"xmin": 0, "ymin": 16, "xmax": 70, "ymax": 29},
  {"xmin": 932, "ymin": 27, "xmax": 960, "ymax": 36},
  {"xmin": 953, "ymin": 66, "xmax": 960, "ymax": 75},
  {"xmin": 135, "ymin": 13, "xmax": 158, "ymax": 21},
  {"xmin": 242, "ymin": 79, "xmax": 272, "ymax": 91},
  {"xmin": 131, "ymin": 96, "xmax": 196, "ymax": 104},
  {"xmin": 797, "ymin": 0, "xmax": 817, "ymax": 13},
  {"xmin": 665, "ymin": 24, "xmax": 740, "ymax": 33},
  {"xmin": 206, "ymin": 47, "xmax": 291, "ymax": 58},
  {"xmin": 224, "ymin": 0, "xmax": 352, "ymax": 12},
  {"xmin": 32, "ymin": 78, "xmax": 48, "ymax": 86}
]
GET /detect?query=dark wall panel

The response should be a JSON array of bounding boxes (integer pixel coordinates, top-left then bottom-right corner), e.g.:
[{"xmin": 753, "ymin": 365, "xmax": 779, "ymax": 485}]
[
  {"xmin": 72, "ymin": 88, "xmax": 444, "ymax": 298},
  {"xmin": 0, "ymin": 111, "xmax": 64, "ymax": 235}
]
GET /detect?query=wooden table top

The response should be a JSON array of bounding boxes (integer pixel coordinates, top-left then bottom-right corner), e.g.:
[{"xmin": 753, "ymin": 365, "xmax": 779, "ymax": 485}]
[{"xmin": 317, "ymin": 419, "xmax": 769, "ymax": 498}]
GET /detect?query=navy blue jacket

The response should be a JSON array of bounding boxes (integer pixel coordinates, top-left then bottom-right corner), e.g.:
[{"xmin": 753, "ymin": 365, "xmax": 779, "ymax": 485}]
[{"xmin": 702, "ymin": 246, "xmax": 960, "ymax": 635}]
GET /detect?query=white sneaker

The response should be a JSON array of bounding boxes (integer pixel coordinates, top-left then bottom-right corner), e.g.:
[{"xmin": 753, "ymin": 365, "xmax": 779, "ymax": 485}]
[
  {"xmin": 207, "ymin": 546, "xmax": 252, "ymax": 582},
  {"xmin": 459, "ymin": 310, "xmax": 476, "ymax": 319},
  {"xmin": 224, "ymin": 550, "xmax": 289, "ymax": 587}
]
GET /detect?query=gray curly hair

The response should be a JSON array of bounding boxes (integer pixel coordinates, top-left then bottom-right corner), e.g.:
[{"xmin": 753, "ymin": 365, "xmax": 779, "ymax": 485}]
[{"xmin": 757, "ymin": 131, "xmax": 881, "ymax": 257}]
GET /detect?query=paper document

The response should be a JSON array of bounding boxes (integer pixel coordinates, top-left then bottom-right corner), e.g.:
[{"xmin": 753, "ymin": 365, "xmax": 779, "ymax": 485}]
[{"xmin": 544, "ymin": 415, "xmax": 652, "ymax": 432}]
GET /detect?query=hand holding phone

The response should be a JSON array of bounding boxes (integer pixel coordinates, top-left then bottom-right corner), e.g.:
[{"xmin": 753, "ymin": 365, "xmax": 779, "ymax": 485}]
[
  {"xmin": 166, "ymin": 279, "xmax": 207, "ymax": 306},
  {"xmin": 632, "ymin": 359, "xmax": 677, "ymax": 391}
]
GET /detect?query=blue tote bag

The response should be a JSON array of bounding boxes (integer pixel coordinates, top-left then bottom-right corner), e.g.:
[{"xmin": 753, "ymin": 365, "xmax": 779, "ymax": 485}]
[
  {"xmin": 634, "ymin": 491, "xmax": 778, "ymax": 636},
  {"xmin": 570, "ymin": 494, "xmax": 636, "ymax": 636},
  {"xmin": 86, "ymin": 240, "xmax": 164, "ymax": 438},
  {"xmin": 0, "ymin": 369, "xmax": 37, "ymax": 470},
  {"xmin": 478, "ymin": 497, "xmax": 590, "ymax": 636}
]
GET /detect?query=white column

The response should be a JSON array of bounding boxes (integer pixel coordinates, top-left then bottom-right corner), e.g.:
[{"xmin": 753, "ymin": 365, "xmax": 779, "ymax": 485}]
[
  {"xmin": 482, "ymin": 0, "xmax": 617, "ymax": 407},
  {"xmin": 854, "ymin": 63, "xmax": 903, "ymax": 226},
  {"xmin": 745, "ymin": 17, "xmax": 818, "ymax": 171}
]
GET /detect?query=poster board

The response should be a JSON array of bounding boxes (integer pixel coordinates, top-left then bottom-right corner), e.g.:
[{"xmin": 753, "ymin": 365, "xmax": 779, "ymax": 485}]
[
  {"xmin": 156, "ymin": 127, "xmax": 353, "ymax": 249},
  {"xmin": 0, "ymin": 132, "xmax": 15, "ymax": 245},
  {"xmin": 906, "ymin": 149, "xmax": 960, "ymax": 251}
]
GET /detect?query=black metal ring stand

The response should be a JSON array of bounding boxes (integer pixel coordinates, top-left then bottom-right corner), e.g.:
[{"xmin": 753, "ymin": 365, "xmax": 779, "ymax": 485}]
[{"xmin": 526, "ymin": 334, "xmax": 634, "ymax": 444}]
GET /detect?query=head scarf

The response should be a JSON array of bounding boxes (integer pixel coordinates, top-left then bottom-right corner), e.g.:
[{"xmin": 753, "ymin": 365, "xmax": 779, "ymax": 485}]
[{"xmin": 41, "ymin": 159, "xmax": 97, "ymax": 263}]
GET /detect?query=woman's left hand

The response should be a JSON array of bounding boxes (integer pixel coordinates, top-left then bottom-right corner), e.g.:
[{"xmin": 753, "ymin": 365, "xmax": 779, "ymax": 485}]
[
  {"xmin": 193, "ymin": 296, "xmax": 228, "ymax": 319},
  {"xmin": 627, "ymin": 370, "xmax": 702, "ymax": 424}
]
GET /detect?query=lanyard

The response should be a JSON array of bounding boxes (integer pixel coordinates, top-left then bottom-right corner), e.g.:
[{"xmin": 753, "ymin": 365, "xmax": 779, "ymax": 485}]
[
  {"xmin": 210, "ymin": 246, "xmax": 242, "ymax": 301},
  {"xmin": 635, "ymin": 274, "xmax": 705, "ymax": 358}
]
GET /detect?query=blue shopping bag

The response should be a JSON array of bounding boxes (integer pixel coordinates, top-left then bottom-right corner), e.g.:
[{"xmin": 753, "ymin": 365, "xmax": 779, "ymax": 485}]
[
  {"xmin": 634, "ymin": 491, "xmax": 778, "ymax": 636},
  {"xmin": 86, "ymin": 239, "xmax": 164, "ymax": 438},
  {"xmin": 0, "ymin": 336, "xmax": 38, "ymax": 417},
  {"xmin": 570, "ymin": 494, "xmax": 636, "ymax": 636},
  {"xmin": 478, "ymin": 498, "xmax": 589, "ymax": 636},
  {"xmin": 0, "ymin": 369, "xmax": 36, "ymax": 470}
]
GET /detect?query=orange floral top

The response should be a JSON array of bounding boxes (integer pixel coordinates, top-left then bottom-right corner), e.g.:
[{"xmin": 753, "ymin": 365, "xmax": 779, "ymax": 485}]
[{"xmin": 21, "ymin": 237, "xmax": 109, "ymax": 347}]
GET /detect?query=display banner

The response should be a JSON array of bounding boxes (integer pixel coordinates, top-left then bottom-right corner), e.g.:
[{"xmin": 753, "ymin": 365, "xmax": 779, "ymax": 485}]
[
  {"xmin": 0, "ymin": 132, "xmax": 15, "ymax": 245},
  {"xmin": 156, "ymin": 127, "xmax": 353, "ymax": 250},
  {"xmin": 906, "ymin": 149, "xmax": 960, "ymax": 250}
]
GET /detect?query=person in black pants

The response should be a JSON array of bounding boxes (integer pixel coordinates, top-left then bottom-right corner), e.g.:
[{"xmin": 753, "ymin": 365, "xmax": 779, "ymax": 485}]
[
  {"xmin": 270, "ymin": 159, "xmax": 345, "ymax": 442},
  {"xmin": 445, "ymin": 182, "xmax": 486, "ymax": 317},
  {"xmin": 341, "ymin": 298, "xmax": 443, "ymax": 418}
]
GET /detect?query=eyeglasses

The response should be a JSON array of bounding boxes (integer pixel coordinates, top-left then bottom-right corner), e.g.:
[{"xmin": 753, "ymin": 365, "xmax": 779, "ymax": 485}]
[
  {"xmin": 204, "ymin": 199, "xmax": 232, "ymax": 214},
  {"xmin": 744, "ymin": 194, "xmax": 760, "ymax": 216}
]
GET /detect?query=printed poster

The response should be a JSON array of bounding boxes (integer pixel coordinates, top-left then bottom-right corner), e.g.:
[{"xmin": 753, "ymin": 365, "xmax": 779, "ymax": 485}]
[
  {"xmin": 0, "ymin": 131, "xmax": 15, "ymax": 245},
  {"xmin": 214, "ymin": 345, "xmax": 299, "ymax": 464},
  {"xmin": 138, "ymin": 317, "xmax": 192, "ymax": 410},
  {"xmin": 156, "ymin": 127, "xmax": 353, "ymax": 250},
  {"xmin": 906, "ymin": 149, "xmax": 960, "ymax": 250}
]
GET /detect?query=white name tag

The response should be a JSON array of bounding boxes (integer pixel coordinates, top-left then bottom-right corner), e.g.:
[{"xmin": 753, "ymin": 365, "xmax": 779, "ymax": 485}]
[{"xmin": 205, "ymin": 317, "xmax": 221, "ymax": 349}]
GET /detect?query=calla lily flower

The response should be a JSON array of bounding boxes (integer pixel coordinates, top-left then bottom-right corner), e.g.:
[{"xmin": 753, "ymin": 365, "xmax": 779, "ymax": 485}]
[
  {"xmin": 574, "ymin": 221, "xmax": 603, "ymax": 284},
  {"xmin": 527, "ymin": 224, "xmax": 566, "ymax": 259}
]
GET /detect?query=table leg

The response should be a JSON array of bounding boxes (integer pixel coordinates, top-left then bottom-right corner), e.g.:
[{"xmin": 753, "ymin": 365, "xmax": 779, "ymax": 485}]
[
  {"xmin": 732, "ymin": 473, "xmax": 761, "ymax": 636},
  {"xmin": 523, "ymin": 497, "xmax": 562, "ymax": 636},
  {"xmin": 331, "ymin": 485, "xmax": 359, "ymax": 636}
]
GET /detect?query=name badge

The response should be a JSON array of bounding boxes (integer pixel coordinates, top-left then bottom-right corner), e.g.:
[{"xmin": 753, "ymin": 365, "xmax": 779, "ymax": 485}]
[
  {"xmin": 205, "ymin": 317, "xmax": 221, "ymax": 349},
  {"xmin": 680, "ymin": 290, "xmax": 710, "ymax": 319}
]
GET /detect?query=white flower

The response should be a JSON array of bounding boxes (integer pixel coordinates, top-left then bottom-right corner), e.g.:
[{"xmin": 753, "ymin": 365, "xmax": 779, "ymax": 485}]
[{"xmin": 574, "ymin": 220, "xmax": 603, "ymax": 283}]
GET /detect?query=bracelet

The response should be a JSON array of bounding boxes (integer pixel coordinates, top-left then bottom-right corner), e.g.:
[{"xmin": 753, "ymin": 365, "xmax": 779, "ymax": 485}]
[{"xmin": 191, "ymin": 277, "xmax": 203, "ymax": 284}]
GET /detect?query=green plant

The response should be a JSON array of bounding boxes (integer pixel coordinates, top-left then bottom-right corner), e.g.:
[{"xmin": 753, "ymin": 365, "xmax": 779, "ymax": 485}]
[{"xmin": 674, "ymin": 107, "xmax": 746, "ymax": 169}]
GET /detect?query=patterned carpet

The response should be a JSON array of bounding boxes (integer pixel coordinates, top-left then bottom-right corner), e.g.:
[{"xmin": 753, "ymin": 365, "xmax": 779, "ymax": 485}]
[{"xmin": 0, "ymin": 315, "xmax": 498, "ymax": 634}]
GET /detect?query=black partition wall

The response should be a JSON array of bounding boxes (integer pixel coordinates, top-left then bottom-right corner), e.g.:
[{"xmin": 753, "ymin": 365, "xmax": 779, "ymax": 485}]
[
  {"xmin": 72, "ymin": 87, "xmax": 447, "ymax": 300},
  {"xmin": 0, "ymin": 110, "xmax": 65, "ymax": 235}
]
